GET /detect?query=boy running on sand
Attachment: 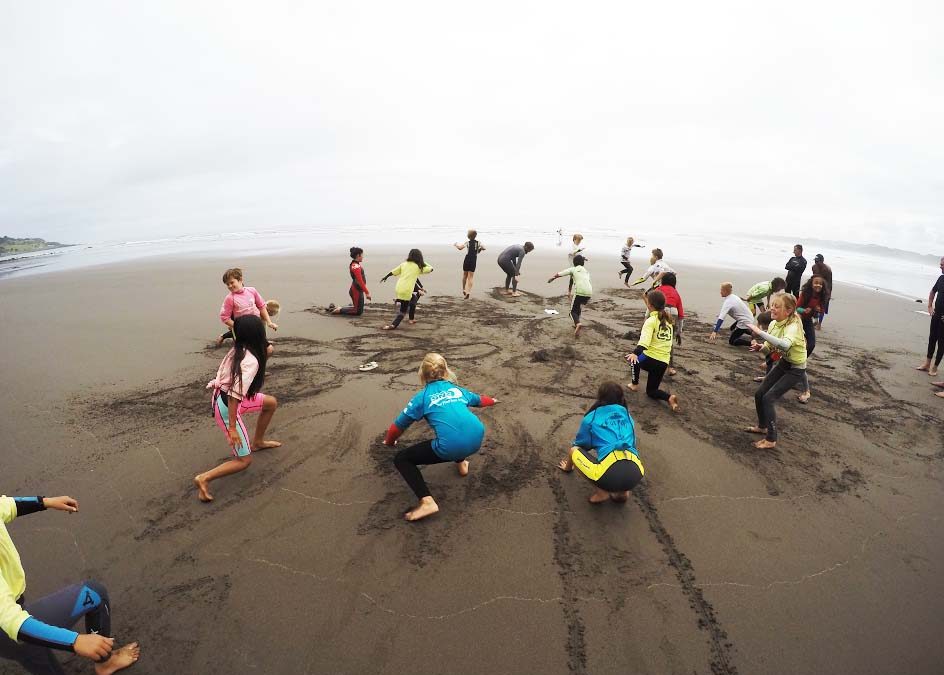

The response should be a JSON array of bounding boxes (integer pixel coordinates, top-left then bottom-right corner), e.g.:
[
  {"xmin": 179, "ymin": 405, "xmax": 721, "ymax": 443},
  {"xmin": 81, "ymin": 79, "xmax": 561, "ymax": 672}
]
[
  {"xmin": 618, "ymin": 236, "xmax": 644, "ymax": 286},
  {"xmin": 548, "ymin": 255, "xmax": 592, "ymax": 336}
]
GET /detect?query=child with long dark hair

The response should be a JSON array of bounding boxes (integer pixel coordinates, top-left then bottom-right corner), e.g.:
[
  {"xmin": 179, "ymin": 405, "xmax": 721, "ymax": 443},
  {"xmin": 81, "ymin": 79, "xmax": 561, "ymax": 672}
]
[
  {"xmin": 625, "ymin": 290, "xmax": 679, "ymax": 411},
  {"xmin": 329, "ymin": 247, "xmax": 371, "ymax": 316},
  {"xmin": 795, "ymin": 275, "xmax": 830, "ymax": 403},
  {"xmin": 558, "ymin": 381, "xmax": 645, "ymax": 504},
  {"xmin": 195, "ymin": 315, "xmax": 280, "ymax": 502},
  {"xmin": 381, "ymin": 249, "xmax": 433, "ymax": 330},
  {"xmin": 382, "ymin": 353, "xmax": 497, "ymax": 522}
]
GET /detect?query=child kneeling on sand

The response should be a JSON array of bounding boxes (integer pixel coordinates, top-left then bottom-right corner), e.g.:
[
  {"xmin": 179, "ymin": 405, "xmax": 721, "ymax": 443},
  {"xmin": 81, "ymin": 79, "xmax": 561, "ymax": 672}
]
[
  {"xmin": 382, "ymin": 353, "xmax": 497, "ymax": 522},
  {"xmin": 626, "ymin": 290, "xmax": 680, "ymax": 411},
  {"xmin": 195, "ymin": 315, "xmax": 281, "ymax": 502},
  {"xmin": 558, "ymin": 381, "xmax": 645, "ymax": 504}
]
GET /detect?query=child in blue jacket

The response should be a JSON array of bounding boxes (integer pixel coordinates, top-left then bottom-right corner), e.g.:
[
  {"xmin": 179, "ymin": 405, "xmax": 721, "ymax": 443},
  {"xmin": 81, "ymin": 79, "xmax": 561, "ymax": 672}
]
[
  {"xmin": 383, "ymin": 353, "xmax": 497, "ymax": 521},
  {"xmin": 558, "ymin": 381, "xmax": 645, "ymax": 504}
]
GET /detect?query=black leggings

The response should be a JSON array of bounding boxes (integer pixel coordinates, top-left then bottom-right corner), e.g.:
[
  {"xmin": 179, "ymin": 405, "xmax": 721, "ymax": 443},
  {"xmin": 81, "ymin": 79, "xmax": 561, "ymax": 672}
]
[
  {"xmin": 619, "ymin": 262, "xmax": 634, "ymax": 282},
  {"xmin": 570, "ymin": 295, "xmax": 590, "ymax": 326},
  {"xmin": 390, "ymin": 294, "xmax": 420, "ymax": 327},
  {"xmin": 499, "ymin": 260, "xmax": 518, "ymax": 291},
  {"xmin": 338, "ymin": 284, "xmax": 365, "ymax": 315},
  {"xmin": 754, "ymin": 359, "xmax": 804, "ymax": 442},
  {"xmin": 0, "ymin": 581, "xmax": 111, "ymax": 674},
  {"xmin": 630, "ymin": 357, "xmax": 670, "ymax": 401},
  {"xmin": 393, "ymin": 440, "xmax": 464, "ymax": 499},
  {"xmin": 729, "ymin": 325, "xmax": 752, "ymax": 346},
  {"xmin": 927, "ymin": 311, "xmax": 944, "ymax": 366}
]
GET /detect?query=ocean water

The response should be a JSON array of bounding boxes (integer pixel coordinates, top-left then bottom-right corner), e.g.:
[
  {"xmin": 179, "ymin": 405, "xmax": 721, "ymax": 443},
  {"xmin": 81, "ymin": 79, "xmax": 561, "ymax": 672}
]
[{"xmin": 1, "ymin": 225, "xmax": 940, "ymax": 302}]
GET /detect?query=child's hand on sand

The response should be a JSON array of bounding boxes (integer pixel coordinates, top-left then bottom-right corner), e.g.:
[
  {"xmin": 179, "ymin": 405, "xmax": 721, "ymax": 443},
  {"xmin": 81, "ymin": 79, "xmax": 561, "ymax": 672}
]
[
  {"xmin": 43, "ymin": 496, "xmax": 78, "ymax": 513},
  {"xmin": 267, "ymin": 321, "xmax": 279, "ymax": 331},
  {"xmin": 749, "ymin": 341, "xmax": 763, "ymax": 352}
]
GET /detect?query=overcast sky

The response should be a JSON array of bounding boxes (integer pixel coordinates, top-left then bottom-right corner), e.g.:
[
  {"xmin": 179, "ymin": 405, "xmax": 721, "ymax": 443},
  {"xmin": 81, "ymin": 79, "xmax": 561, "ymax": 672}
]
[{"xmin": 1, "ymin": 1, "xmax": 942, "ymax": 252}]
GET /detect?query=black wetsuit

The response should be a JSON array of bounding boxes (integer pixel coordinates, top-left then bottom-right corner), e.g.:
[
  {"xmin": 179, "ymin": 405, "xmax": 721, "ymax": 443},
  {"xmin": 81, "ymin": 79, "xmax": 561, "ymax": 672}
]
[
  {"xmin": 462, "ymin": 239, "xmax": 481, "ymax": 273},
  {"xmin": 784, "ymin": 255, "xmax": 807, "ymax": 296},
  {"xmin": 928, "ymin": 275, "xmax": 944, "ymax": 367}
]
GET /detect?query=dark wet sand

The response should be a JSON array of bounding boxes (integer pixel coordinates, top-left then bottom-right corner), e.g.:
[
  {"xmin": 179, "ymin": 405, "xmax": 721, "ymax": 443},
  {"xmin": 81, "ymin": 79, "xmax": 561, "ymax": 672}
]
[{"xmin": 1, "ymin": 246, "xmax": 942, "ymax": 674}]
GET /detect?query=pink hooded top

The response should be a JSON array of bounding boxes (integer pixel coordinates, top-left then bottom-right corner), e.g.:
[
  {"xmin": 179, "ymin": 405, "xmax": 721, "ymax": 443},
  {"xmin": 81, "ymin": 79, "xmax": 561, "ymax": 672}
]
[
  {"xmin": 220, "ymin": 287, "xmax": 266, "ymax": 324},
  {"xmin": 206, "ymin": 348, "xmax": 260, "ymax": 400}
]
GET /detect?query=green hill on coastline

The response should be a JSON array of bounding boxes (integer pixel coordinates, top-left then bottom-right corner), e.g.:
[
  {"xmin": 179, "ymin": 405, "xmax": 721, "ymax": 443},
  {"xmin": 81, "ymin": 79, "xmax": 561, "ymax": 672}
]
[{"xmin": 1, "ymin": 236, "xmax": 72, "ymax": 255}]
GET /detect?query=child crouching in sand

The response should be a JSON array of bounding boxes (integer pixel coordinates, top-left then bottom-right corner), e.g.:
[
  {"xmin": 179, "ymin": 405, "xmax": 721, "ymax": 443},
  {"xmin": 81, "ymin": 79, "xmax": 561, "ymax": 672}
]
[
  {"xmin": 196, "ymin": 315, "xmax": 280, "ymax": 502},
  {"xmin": 625, "ymin": 290, "xmax": 679, "ymax": 411},
  {"xmin": 382, "ymin": 353, "xmax": 497, "ymax": 521},
  {"xmin": 558, "ymin": 381, "xmax": 645, "ymax": 504}
]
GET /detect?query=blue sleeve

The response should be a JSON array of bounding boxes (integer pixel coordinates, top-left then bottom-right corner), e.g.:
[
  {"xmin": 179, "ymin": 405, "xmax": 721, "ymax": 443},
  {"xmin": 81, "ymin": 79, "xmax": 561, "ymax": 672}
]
[
  {"xmin": 713, "ymin": 318, "xmax": 724, "ymax": 332},
  {"xmin": 18, "ymin": 617, "xmax": 78, "ymax": 651},
  {"xmin": 13, "ymin": 497, "xmax": 45, "ymax": 517},
  {"xmin": 573, "ymin": 416, "xmax": 592, "ymax": 448},
  {"xmin": 459, "ymin": 386, "xmax": 481, "ymax": 407},
  {"xmin": 393, "ymin": 390, "xmax": 426, "ymax": 429}
]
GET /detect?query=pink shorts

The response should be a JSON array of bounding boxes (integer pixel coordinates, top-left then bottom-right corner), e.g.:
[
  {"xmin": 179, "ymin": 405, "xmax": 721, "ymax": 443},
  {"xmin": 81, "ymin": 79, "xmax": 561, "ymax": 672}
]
[{"xmin": 212, "ymin": 390, "xmax": 266, "ymax": 457}]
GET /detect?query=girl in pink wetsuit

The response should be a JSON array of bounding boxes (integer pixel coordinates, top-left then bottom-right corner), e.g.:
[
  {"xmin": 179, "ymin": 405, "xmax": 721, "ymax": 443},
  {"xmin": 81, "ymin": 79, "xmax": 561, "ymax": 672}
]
[{"xmin": 195, "ymin": 315, "xmax": 281, "ymax": 503}]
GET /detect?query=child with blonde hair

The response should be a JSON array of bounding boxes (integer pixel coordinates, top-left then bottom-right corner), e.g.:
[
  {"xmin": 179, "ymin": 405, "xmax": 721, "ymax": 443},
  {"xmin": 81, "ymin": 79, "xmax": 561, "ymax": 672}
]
[
  {"xmin": 215, "ymin": 267, "xmax": 278, "ymax": 349},
  {"xmin": 382, "ymin": 353, "xmax": 498, "ymax": 521},
  {"xmin": 746, "ymin": 292, "xmax": 807, "ymax": 449},
  {"xmin": 454, "ymin": 229, "xmax": 485, "ymax": 299}
]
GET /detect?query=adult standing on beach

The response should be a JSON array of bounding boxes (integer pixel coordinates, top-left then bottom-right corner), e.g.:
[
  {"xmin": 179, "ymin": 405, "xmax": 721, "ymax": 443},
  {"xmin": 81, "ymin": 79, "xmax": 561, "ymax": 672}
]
[
  {"xmin": 497, "ymin": 242, "xmax": 534, "ymax": 296},
  {"xmin": 746, "ymin": 292, "xmax": 807, "ymax": 449},
  {"xmin": 916, "ymin": 256, "xmax": 944, "ymax": 377},
  {"xmin": 0, "ymin": 495, "xmax": 140, "ymax": 674},
  {"xmin": 784, "ymin": 244, "xmax": 807, "ymax": 297},
  {"xmin": 453, "ymin": 229, "xmax": 484, "ymax": 299},
  {"xmin": 811, "ymin": 254, "xmax": 833, "ymax": 329},
  {"xmin": 707, "ymin": 283, "xmax": 754, "ymax": 346}
]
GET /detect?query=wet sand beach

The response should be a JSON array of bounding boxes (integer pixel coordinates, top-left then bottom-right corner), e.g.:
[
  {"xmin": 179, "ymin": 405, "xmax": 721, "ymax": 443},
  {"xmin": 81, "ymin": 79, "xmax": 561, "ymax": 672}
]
[{"xmin": 1, "ymin": 246, "xmax": 942, "ymax": 674}]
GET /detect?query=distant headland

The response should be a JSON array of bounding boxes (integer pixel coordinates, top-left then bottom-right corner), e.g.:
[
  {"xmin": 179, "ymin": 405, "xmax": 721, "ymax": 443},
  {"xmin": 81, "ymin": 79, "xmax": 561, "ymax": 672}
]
[{"xmin": 0, "ymin": 236, "xmax": 74, "ymax": 256}]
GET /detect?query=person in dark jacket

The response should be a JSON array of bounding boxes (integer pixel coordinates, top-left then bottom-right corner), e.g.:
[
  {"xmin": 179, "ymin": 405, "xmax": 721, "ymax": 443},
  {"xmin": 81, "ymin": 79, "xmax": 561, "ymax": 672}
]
[{"xmin": 784, "ymin": 244, "xmax": 807, "ymax": 297}]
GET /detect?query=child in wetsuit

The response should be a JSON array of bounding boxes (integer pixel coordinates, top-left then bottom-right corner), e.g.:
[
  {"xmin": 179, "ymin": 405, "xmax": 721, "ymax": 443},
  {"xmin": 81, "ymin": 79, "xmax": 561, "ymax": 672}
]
[
  {"xmin": 329, "ymin": 247, "xmax": 371, "ymax": 316},
  {"xmin": 558, "ymin": 381, "xmax": 645, "ymax": 504},
  {"xmin": 626, "ymin": 290, "xmax": 679, "ymax": 411},
  {"xmin": 382, "ymin": 353, "xmax": 497, "ymax": 522},
  {"xmin": 381, "ymin": 249, "xmax": 433, "ymax": 330},
  {"xmin": 196, "ymin": 315, "xmax": 281, "ymax": 503},
  {"xmin": 454, "ymin": 229, "xmax": 485, "ymax": 299},
  {"xmin": 215, "ymin": 267, "xmax": 279, "ymax": 353}
]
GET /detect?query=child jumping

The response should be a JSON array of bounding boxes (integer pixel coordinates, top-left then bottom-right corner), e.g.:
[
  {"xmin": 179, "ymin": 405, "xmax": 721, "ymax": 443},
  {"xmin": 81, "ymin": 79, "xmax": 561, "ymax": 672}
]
[
  {"xmin": 567, "ymin": 233, "xmax": 587, "ymax": 296},
  {"xmin": 382, "ymin": 353, "xmax": 497, "ymax": 521},
  {"xmin": 215, "ymin": 267, "xmax": 278, "ymax": 351},
  {"xmin": 625, "ymin": 290, "xmax": 679, "ymax": 411},
  {"xmin": 618, "ymin": 236, "xmax": 644, "ymax": 286},
  {"xmin": 548, "ymin": 254, "xmax": 592, "ymax": 337},
  {"xmin": 329, "ymin": 247, "xmax": 371, "ymax": 316},
  {"xmin": 558, "ymin": 381, "xmax": 645, "ymax": 504},
  {"xmin": 196, "ymin": 315, "xmax": 280, "ymax": 502},
  {"xmin": 381, "ymin": 249, "xmax": 433, "ymax": 330}
]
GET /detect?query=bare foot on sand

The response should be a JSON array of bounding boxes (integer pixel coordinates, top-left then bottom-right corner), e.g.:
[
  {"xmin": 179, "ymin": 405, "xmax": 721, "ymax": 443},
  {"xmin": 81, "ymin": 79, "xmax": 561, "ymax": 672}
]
[
  {"xmin": 668, "ymin": 394, "xmax": 680, "ymax": 412},
  {"xmin": 935, "ymin": 391, "xmax": 944, "ymax": 399},
  {"xmin": 214, "ymin": 336, "xmax": 224, "ymax": 348},
  {"xmin": 610, "ymin": 491, "xmax": 629, "ymax": 503},
  {"xmin": 932, "ymin": 381, "xmax": 944, "ymax": 388},
  {"xmin": 382, "ymin": 325, "xmax": 396, "ymax": 330},
  {"xmin": 95, "ymin": 642, "xmax": 140, "ymax": 675},
  {"xmin": 668, "ymin": 367, "xmax": 677, "ymax": 376},
  {"xmin": 574, "ymin": 323, "xmax": 582, "ymax": 337},
  {"xmin": 193, "ymin": 474, "xmax": 213, "ymax": 502},
  {"xmin": 744, "ymin": 426, "xmax": 767, "ymax": 435},
  {"xmin": 930, "ymin": 367, "xmax": 939, "ymax": 377},
  {"xmin": 408, "ymin": 319, "xmax": 417, "ymax": 325},
  {"xmin": 405, "ymin": 497, "xmax": 439, "ymax": 522},
  {"xmin": 797, "ymin": 391, "xmax": 811, "ymax": 404},
  {"xmin": 252, "ymin": 440, "xmax": 282, "ymax": 451},
  {"xmin": 511, "ymin": 291, "xmax": 522, "ymax": 297},
  {"xmin": 456, "ymin": 460, "xmax": 469, "ymax": 477},
  {"xmin": 916, "ymin": 362, "xmax": 931, "ymax": 372},
  {"xmin": 753, "ymin": 439, "xmax": 777, "ymax": 449},
  {"xmin": 501, "ymin": 289, "xmax": 512, "ymax": 295},
  {"xmin": 752, "ymin": 375, "xmax": 765, "ymax": 382},
  {"xmin": 627, "ymin": 383, "xmax": 639, "ymax": 392},
  {"xmin": 589, "ymin": 489, "xmax": 610, "ymax": 504}
]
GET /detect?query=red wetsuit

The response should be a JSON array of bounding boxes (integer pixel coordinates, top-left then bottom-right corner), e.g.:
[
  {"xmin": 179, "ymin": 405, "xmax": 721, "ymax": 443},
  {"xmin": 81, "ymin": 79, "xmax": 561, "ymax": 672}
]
[{"xmin": 339, "ymin": 261, "xmax": 369, "ymax": 315}]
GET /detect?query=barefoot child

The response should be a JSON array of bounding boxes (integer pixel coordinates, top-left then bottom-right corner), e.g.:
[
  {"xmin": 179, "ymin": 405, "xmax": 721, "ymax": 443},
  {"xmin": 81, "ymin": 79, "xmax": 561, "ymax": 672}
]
[
  {"xmin": 625, "ymin": 290, "xmax": 679, "ymax": 411},
  {"xmin": 657, "ymin": 272, "xmax": 684, "ymax": 375},
  {"xmin": 795, "ymin": 275, "xmax": 830, "ymax": 403},
  {"xmin": 454, "ymin": 230, "xmax": 485, "ymax": 298},
  {"xmin": 382, "ymin": 353, "xmax": 497, "ymax": 521},
  {"xmin": 745, "ymin": 292, "xmax": 807, "ymax": 449},
  {"xmin": 558, "ymin": 381, "xmax": 645, "ymax": 504},
  {"xmin": 215, "ymin": 268, "xmax": 279, "ymax": 350},
  {"xmin": 0, "ymin": 495, "xmax": 140, "ymax": 674},
  {"xmin": 195, "ymin": 315, "xmax": 280, "ymax": 502},
  {"xmin": 567, "ymin": 234, "xmax": 586, "ymax": 296},
  {"xmin": 742, "ymin": 277, "xmax": 786, "ymax": 316},
  {"xmin": 329, "ymin": 247, "xmax": 371, "ymax": 315},
  {"xmin": 548, "ymin": 255, "xmax": 592, "ymax": 336},
  {"xmin": 380, "ymin": 249, "xmax": 433, "ymax": 330},
  {"xmin": 631, "ymin": 248, "xmax": 674, "ymax": 288},
  {"xmin": 750, "ymin": 310, "xmax": 776, "ymax": 382},
  {"xmin": 618, "ymin": 236, "xmax": 644, "ymax": 286}
]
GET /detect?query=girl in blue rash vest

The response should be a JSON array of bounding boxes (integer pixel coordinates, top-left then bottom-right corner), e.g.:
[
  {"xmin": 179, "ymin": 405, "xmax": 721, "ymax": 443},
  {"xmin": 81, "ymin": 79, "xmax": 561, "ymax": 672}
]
[
  {"xmin": 0, "ymin": 495, "xmax": 140, "ymax": 674},
  {"xmin": 382, "ymin": 353, "xmax": 498, "ymax": 522},
  {"xmin": 558, "ymin": 382, "xmax": 644, "ymax": 504}
]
